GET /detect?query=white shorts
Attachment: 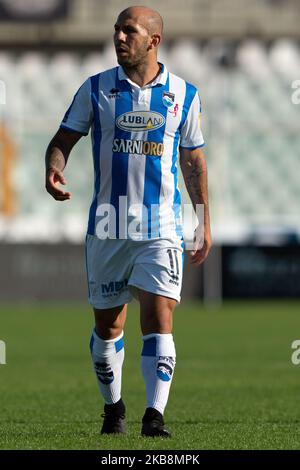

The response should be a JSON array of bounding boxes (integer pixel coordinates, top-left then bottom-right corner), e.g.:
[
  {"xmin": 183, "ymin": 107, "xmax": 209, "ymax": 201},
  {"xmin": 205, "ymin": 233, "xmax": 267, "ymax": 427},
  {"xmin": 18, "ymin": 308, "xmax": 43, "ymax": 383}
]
[{"xmin": 85, "ymin": 235, "xmax": 184, "ymax": 309}]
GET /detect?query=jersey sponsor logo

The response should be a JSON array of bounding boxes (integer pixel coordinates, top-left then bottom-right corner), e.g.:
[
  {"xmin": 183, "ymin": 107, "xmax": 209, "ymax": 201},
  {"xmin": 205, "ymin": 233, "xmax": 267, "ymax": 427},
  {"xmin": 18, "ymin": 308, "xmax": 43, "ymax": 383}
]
[
  {"xmin": 113, "ymin": 138, "xmax": 164, "ymax": 156},
  {"xmin": 109, "ymin": 88, "xmax": 120, "ymax": 99},
  {"xmin": 168, "ymin": 103, "xmax": 179, "ymax": 117},
  {"xmin": 162, "ymin": 91, "xmax": 175, "ymax": 108},
  {"xmin": 116, "ymin": 111, "xmax": 165, "ymax": 132}
]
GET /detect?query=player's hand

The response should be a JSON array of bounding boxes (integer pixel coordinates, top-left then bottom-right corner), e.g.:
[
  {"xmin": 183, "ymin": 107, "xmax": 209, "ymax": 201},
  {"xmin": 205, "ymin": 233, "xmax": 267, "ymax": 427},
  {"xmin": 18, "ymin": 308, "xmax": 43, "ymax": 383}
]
[
  {"xmin": 45, "ymin": 167, "xmax": 71, "ymax": 201},
  {"xmin": 190, "ymin": 224, "xmax": 212, "ymax": 265}
]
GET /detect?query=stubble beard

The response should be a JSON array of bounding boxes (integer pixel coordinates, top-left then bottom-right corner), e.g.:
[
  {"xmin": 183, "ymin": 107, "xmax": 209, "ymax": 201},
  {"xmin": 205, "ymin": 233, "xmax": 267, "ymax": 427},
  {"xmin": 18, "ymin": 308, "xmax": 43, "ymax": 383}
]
[{"xmin": 117, "ymin": 41, "xmax": 149, "ymax": 71}]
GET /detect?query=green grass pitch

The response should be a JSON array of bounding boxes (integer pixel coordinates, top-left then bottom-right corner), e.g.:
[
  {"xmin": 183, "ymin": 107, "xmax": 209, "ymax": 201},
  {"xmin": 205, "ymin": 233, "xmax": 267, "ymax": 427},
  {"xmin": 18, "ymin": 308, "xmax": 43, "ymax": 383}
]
[{"xmin": 0, "ymin": 300, "xmax": 299, "ymax": 450}]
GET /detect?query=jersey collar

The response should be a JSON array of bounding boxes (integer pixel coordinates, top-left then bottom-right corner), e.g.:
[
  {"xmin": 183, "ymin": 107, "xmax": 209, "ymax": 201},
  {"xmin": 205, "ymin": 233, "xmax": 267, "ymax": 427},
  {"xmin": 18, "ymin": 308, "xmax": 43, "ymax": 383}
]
[{"xmin": 118, "ymin": 63, "xmax": 168, "ymax": 88}]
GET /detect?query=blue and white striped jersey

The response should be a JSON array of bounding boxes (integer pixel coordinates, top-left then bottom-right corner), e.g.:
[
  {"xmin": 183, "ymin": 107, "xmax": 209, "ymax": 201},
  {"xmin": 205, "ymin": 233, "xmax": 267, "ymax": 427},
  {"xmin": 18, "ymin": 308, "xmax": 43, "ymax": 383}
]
[{"xmin": 60, "ymin": 64, "xmax": 205, "ymax": 241}]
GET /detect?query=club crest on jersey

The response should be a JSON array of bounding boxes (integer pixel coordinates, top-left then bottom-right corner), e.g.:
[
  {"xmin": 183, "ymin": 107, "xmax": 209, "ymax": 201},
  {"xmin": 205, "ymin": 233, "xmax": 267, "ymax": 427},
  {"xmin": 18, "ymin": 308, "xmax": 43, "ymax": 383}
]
[
  {"xmin": 116, "ymin": 111, "xmax": 165, "ymax": 132},
  {"xmin": 162, "ymin": 91, "xmax": 175, "ymax": 108}
]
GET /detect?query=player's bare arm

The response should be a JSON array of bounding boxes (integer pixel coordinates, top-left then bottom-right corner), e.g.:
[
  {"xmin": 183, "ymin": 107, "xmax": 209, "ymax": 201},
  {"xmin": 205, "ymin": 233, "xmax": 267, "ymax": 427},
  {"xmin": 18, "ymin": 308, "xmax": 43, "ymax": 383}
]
[
  {"xmin": 180, "ymin": 147, "xmax": 212, "ymax": 265},
  {"xmin": 45, "ymin": 128, "xmax": 82, "ymax": 201}
]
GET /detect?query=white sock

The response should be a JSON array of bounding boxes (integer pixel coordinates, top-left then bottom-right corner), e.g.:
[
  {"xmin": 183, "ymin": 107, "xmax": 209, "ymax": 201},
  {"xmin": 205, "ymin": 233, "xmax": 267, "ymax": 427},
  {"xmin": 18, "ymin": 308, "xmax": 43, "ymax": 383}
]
[
  {"xmin": 90, "ymin": 329, "xmax": 124, "ymax": 405},
  {"xmin": 141, "ymin": 333, "xmax": 176, "ymax": 415}
]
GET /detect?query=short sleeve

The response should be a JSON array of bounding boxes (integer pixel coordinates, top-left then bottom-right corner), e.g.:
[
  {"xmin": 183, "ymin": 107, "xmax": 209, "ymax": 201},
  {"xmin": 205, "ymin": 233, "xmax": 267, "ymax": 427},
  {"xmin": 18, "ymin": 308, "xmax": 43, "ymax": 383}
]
[
  {"xmin": 60, "ymin": 79, "xmax": 93, "ymax": 135},
  {"xmin": 179, "ymin": 92, "xmax": 205, "ymax": 149}
]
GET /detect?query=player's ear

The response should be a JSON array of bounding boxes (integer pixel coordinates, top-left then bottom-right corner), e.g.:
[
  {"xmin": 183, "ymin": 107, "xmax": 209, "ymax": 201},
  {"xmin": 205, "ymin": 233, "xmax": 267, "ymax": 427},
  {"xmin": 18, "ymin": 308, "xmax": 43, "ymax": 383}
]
[{"xmin": 149, "ymin": 33, "xmax": 161, "ymax": 49}]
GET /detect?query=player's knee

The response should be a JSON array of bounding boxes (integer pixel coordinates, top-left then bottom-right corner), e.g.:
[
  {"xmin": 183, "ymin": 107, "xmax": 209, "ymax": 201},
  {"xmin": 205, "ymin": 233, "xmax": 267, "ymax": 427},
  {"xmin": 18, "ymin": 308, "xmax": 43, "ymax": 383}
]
[
  {"xmin": 141, "ymin": 312, "xmax": 173, "ymax": 335},
  {"xmin": 93, "ymin": 305, "xmax": 126, "ymax": 339},
  {"xmin": 95, "ymin": 322, "xmax": 123, "ymax": 340},
  {"xmin": 94, "ymin": 311, "xmax": 125, "ymax": 339}
]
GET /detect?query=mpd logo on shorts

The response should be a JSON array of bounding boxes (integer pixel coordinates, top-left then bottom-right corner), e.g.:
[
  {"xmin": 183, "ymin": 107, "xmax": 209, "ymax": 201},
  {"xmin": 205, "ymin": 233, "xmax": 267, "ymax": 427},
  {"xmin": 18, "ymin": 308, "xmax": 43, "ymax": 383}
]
[
  {"xmin": 116, "ymin": 111, "xmax": 165, "ymax": 132},
  {"xmin": 101, "ymin": 279, "xmax": 128, "ymax": 298}
]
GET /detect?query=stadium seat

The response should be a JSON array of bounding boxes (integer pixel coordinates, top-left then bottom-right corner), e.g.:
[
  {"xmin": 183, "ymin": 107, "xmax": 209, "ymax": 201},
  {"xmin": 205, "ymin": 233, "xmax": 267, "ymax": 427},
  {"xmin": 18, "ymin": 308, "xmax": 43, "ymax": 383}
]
[
  {"xmin": 2, "ymin": 40, "xmax": 299, "ymax": 240},
  {"xmin": 269, "ymin": 39, "xmax": 300, "ymax": 83}
]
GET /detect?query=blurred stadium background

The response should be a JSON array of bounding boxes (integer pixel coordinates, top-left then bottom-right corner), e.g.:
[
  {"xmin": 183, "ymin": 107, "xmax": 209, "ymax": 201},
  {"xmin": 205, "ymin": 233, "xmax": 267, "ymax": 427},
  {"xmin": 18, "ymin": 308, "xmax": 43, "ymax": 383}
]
[
  {"xmin": 1, "ymin": 0, "xmax": 300, "ymax": 303},
  {"xmin": 1, "ymin": 0, "xmax": 300, "ymax": 452}
]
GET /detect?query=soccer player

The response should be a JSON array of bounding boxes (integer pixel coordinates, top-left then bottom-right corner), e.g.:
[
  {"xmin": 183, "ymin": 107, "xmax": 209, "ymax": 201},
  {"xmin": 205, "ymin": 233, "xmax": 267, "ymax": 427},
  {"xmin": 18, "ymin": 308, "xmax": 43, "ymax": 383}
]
[{"xmin": 45, "ymin": 6, "xmax": 212, "ymax": 437}]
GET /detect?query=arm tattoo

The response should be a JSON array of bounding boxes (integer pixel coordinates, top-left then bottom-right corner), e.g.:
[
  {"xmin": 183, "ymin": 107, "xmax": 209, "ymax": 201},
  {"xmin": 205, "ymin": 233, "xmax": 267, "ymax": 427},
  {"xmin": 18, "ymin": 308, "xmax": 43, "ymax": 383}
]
[
  {"xmin": 45, "ymin": 146, "xmax": 66, "ymax": 172},
  {"xmin": 184, "ymin": 157, "xmax": 208, "ymax": 207}
]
